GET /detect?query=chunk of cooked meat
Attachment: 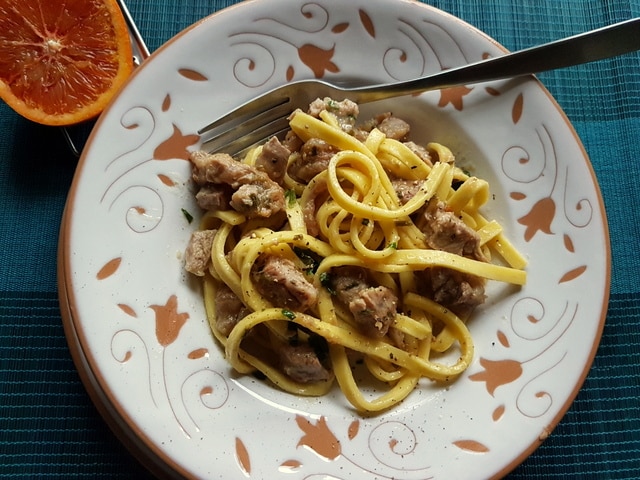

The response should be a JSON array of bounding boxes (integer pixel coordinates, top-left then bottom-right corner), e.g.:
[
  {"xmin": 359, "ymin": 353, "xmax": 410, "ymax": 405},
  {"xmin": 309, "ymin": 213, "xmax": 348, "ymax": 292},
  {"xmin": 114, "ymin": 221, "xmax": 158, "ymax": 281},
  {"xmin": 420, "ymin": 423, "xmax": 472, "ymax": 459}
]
[
  {"xmin": 300, "ymin": 176, "xmax": 328, "ymax": 237},
  {"xmin": 288, "ymin": 138, "xmax": 338, "ymax": 183},
  {"xmin": 281, "ymin": 130, "xmax": 303, "ymax": 153},
  {"xmin": 251, "ymin": 254, "xmax": 318, "ymax": 311},
  {"xmin": 331, "ymin": 266, "xmax": 398, "ymax": 338},
  {"xmin": 417, "ymin": 198, "xmax": 485, "ymax": 261},
  {"xmin": 391, "ymin": 178, "xmax": 422, "ymax": 205},
  {"xmin": 195, "ymin": 184, "xmax": 232, "ymax": 211},
  {"xmin": 353, "ymin": 112, "xmax": 410, "ymax": 141},
  {"xmin": 403, "ymin": 141, "xmax": 433, "ymax": 167},
  {"xmin": 278, "ymin": 341, "xmax": 332, "ymax": 383},
  {"xmin": 214, "ymin": 283, "xmax": 250, "ymax": 336},
  {"xmin": 189, "ymin": 150, "xmax": 285, "ymax": 218},
  {"xmin": 230, "ymin": 183, "xmax": 282, "ymax": 217},
  {"xmin": 377, "ymin": 114, "xmax": 411, "ymax": 141},
  {"xmin": 184, "ymin": 229, "xmax": 217, "ymax": 276},
  {"xmin": 426, "ymin": 267, "xmax": 486, "ymax": 317},
  {"xmin": 255, "ymin": 136, "xmax": 290, "ymax": 185},
  {"xmin": 307, "ymin": 97, "xmax": 359, "ymax": 133}
]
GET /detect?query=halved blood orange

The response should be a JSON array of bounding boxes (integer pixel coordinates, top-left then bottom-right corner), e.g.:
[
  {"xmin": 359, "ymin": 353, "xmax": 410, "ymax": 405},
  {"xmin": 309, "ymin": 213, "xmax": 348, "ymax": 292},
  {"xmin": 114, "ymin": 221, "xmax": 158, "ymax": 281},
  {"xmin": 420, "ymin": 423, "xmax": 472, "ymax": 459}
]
[{"xmin": 0, "ymin": 0, "xmax": 134, "ymax": 126}]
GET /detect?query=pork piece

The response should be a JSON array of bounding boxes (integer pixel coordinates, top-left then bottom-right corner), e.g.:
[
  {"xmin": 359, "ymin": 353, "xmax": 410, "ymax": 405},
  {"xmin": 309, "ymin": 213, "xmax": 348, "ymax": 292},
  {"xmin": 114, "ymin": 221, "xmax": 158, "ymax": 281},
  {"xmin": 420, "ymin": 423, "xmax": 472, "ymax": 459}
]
[
  {"xmin": 195, "ymin": 184, "xmax": 232, "ymax": 211},
  {"xmin": 387, "ymin": 326, "xmax": 406, "ymax": 349},
  {"xmin": 417, "ymin": 198, "xmax": 485, "ymax": 261},
  {"xmin": 391, "ymin": 178, "xmax": 422, "ymax": 205},
  {"xmin": 426, "ymin": 267, "xmax": 486, "ymax": 316},
  {"xmin": 300, "ymin": 176, "xmax": 328, "ymax": 237},
  {"xmin": 404, "ymin": 141, "xmax": 433, "ymax": 167},
  {"xmin": 278, "ymin": 341, "xmax": 332, "ymax": 383},
  {"xmin": 214, "ymin": 283, "xmax": 250, "ymax": 336},
  {"xmin": 288, "ymin": 138, "xmax": 338, "ymax": 183},
  {"xmin": 354, "ymin": 112, "xmax": 410, "ymax": 141},
  {"xmin": 308, "ymin": 97, "xmax": 359, "ymax": 133},
  {"xmin": 255, "ymin": 136, "xmax": 290, "ymax": 185},
  {"xmin": 189, "ymin": 150, "xmax": 285, "ymax": 218},
  {"xmin": 331, "ymin": 266, "xmax": 398, "ymax": 338},
  {"xmin": 231, "ymin": 183, "xmax": 283, "ymax": 218},
  {"xmin": 184, "ymin": 229, "xmax": 217, "ymax": 276},
  {"xmin": 281, "ymin": 130, "xmax": 303, "ymax": 153},
  {"xmin": 377, "ymin": 114, "xmax": 411, "ymax": 141},
  {"xmin": 252, "ymin": 254, "xmax": 318, "ymax": 311}
]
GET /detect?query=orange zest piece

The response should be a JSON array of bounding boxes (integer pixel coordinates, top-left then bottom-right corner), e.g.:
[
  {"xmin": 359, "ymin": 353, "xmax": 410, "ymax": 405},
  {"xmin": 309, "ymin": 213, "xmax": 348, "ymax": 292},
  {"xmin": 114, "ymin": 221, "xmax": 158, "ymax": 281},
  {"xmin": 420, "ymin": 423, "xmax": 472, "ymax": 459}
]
[{"xmin": 0, "ymin": 0, "xmax": 134, "ymax": 126}]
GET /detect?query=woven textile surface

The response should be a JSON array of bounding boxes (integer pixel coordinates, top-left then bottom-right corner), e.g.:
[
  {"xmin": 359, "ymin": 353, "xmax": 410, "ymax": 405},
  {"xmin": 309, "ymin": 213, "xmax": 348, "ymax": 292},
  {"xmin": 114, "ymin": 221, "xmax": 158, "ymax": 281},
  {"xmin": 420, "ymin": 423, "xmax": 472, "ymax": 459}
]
[{"xmin": 1, "ymin": 0, "xmax": 639, "ymax": 478}]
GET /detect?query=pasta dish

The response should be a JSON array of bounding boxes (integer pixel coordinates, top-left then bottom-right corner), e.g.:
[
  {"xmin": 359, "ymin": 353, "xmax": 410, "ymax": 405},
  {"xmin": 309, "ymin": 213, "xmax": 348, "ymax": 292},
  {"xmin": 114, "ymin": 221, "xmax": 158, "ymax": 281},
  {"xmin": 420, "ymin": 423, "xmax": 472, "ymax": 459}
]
[{"xmin": 184, "ymin": 98, "xmax": 526, "ymax": 413}]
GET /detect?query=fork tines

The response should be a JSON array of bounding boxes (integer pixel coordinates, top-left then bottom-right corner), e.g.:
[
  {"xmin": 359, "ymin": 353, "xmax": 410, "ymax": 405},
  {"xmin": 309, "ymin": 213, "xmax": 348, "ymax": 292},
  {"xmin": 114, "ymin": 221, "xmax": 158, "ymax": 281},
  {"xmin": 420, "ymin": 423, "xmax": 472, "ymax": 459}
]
[
  {"xmin": 202, "ymin": 116, "xmax": 291, "ymax": 157},
  {"xmin": 199, "ymin": 94, "xmax": 295, "ymax": 156}
]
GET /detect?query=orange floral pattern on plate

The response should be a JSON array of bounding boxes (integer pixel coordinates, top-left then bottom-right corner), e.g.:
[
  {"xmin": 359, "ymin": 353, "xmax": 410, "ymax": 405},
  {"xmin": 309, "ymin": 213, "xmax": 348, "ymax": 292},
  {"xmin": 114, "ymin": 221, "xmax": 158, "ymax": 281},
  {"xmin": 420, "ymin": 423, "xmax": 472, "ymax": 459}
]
[{"xmin": 66, "ymin": 2, "xmax": 608, "ymax": 478}]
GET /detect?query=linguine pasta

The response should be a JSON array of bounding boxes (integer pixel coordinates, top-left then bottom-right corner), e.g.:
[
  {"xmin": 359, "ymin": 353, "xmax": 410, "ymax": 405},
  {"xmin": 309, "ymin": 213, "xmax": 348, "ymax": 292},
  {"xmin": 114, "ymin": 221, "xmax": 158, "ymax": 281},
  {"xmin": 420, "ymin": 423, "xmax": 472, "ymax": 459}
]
[{"xmin": 185, "ymin": 99, "xmax": 526, "ymax": 413}]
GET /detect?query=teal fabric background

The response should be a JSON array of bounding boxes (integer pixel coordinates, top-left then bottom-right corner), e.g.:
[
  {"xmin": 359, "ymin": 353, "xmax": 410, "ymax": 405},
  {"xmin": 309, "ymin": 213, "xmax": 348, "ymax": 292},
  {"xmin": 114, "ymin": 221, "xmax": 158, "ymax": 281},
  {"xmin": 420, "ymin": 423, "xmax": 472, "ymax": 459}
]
[{"xmin": 1, "ymin": 0, "xmax": 639, "ymax": 478}]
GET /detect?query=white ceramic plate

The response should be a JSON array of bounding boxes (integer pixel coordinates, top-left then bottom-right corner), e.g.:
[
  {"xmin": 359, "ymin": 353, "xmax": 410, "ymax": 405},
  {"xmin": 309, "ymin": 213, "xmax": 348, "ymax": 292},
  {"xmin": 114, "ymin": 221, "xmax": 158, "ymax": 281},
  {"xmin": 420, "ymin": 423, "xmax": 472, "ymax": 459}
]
[{"xmin": 59, "ymin": 0, "xmax": 610, "ymax": 478}]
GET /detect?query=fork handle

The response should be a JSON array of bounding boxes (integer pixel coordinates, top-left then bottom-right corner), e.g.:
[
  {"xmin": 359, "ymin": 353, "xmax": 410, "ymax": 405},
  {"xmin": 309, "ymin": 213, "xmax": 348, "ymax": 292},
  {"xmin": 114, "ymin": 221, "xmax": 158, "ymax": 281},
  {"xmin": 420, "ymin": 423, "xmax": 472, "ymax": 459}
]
[{"xmin": 348, "ymin": 18, "xmax": 640, "ymax": 101}]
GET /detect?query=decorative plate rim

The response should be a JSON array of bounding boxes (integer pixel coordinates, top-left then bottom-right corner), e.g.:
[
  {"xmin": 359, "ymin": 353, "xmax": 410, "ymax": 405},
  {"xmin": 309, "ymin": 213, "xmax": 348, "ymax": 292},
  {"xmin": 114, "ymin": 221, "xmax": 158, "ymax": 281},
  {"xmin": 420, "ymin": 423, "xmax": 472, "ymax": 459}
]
[{"xmin": 58, "ymin": 1, "xmax": 611, "ymax": 478}]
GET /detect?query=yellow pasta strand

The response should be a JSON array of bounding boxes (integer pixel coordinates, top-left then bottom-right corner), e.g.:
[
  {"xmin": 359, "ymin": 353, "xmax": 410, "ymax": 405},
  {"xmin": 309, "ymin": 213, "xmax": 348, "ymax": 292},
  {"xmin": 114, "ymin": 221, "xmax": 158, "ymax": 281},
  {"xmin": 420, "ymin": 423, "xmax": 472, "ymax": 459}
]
[{"xmin": 191, "ymin": 101, "xmax": 527, "ymax": 414}]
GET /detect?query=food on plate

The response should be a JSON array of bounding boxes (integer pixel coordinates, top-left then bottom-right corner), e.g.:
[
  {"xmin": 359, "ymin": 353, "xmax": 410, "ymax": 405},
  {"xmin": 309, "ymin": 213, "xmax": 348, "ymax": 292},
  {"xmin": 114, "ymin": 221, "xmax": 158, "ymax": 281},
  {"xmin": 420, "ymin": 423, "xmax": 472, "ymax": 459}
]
[
  {"xmin": 0, "ymin": 0, "xmax": 133, "ymax": 126},
  {"xmin": 185, "ymin": 97, "xmax": 527, "ymax": 412}
]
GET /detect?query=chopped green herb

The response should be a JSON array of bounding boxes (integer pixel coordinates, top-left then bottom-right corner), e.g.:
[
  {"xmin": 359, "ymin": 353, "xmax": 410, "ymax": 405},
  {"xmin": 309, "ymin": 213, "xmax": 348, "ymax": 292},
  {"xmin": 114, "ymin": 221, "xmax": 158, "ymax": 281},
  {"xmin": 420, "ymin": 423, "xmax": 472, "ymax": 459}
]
[
  {"xmin": 285, "ymin": 189, "xmax": 297, "ymax": 206},
  {"xmin": 387, "ymin": 241, "xmax": 398, "ymax": 250},
  {"xmin": 361, "ymin": 218, "xmax": 370, "ymax": 226},
  {"xmin": 181, "ymin": 208, "xmax": 194, "ymax": 224},
  {"xmin": 281, "ymin": 309, "xmax": 296, "ymax": 321}
]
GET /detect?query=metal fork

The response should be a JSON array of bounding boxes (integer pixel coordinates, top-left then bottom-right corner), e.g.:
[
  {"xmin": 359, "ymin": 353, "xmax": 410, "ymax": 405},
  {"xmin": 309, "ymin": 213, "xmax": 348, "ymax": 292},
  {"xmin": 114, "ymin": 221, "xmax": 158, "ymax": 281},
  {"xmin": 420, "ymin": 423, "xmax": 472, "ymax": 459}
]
[{"xmin": 199, "ymin": 17, "xmax": 640, "ymax": 156}]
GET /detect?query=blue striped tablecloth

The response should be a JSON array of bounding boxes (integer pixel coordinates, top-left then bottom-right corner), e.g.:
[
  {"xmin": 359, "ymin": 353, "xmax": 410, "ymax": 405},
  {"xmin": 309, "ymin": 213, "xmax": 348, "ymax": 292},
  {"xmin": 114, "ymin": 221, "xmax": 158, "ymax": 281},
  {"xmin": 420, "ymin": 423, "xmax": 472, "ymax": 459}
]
[{"xmin": 1, "ymin": 0, "xmax": 639, "ymax": 478}]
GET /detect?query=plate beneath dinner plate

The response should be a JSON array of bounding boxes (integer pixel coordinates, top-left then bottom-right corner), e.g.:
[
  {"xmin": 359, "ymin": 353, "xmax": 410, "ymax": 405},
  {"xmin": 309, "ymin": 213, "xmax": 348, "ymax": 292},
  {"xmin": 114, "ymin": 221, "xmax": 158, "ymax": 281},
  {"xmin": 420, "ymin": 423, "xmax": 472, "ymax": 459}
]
[{"xmin": 59, "ymin": 0, "xmax": 610, "ymax": 478}]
